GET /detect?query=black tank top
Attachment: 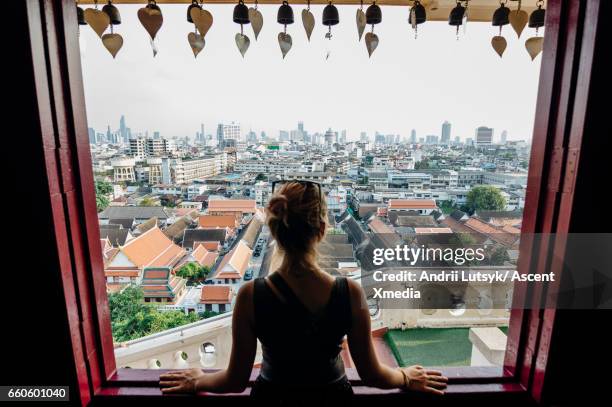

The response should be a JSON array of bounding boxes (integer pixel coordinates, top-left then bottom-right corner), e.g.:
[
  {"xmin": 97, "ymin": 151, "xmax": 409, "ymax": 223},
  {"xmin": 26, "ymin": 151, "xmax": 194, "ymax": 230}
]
[{"xmin": 253, "ymin": 272, "xmax": 352, "ymax": 385}]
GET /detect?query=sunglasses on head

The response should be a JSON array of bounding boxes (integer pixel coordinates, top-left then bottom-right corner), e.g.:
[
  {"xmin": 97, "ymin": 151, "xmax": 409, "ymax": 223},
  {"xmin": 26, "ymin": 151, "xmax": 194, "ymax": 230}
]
[{"xmin": 271, "ymin": 179, "xmax": 322, "ymax": 197}]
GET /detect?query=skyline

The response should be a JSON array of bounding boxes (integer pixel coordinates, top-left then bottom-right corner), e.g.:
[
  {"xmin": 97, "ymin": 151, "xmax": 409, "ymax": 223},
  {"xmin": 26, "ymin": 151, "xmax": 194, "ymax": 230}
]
[
  {"xmin": 80, "ymin": 5, "xmax": 542, "ymax": 141},
  {"xmin": 90, "ymin": 115, "xmax": 519, "ymax": 144}
]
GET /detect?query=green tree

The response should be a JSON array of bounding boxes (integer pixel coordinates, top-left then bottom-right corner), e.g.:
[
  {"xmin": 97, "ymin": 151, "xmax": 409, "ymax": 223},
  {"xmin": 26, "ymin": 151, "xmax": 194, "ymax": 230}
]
[
  {"xmin": 95, "ymin": 180, "xmax": 112, "ymax": 212},
  {"xmin": 139, "ymin": 197, "xmax": 157, "ymax": 206},
  {"xmin": 176, "ymin": 262, "xmax": 210, "ymax": 285},
  {"xmin": 414, "ymin": 159, "xmax": 430, "ymax": 170},
  {"xmin": 108, "ymin": 286, "xmax": 203, "ymax": 342},
  {"xmin": 465, "ymin": 185, "xmax": 506, "ymax": 214},
  {"xmin": 255, "ymin": 173, "xmax": 267, "ymax": 181}
]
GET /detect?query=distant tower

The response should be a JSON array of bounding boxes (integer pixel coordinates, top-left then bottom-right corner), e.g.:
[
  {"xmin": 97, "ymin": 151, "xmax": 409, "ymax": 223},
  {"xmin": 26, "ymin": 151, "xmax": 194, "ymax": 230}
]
[
  {"xmin": 216, "ymin": 124, "xmax": 224, "ymax": 146},
  {"xmin": 500, "ymin": 130, "xmax": 508, "ymax": 144},
  {"xmin": 475, "ymin": 126, "xmax": 494, "ymax": 146},
  {"xmin": 410, "ymin": 129, "xmax": 417, "ymax": 143},
  {"xmin": 119, "ymin": 115, "xmax": 128, "ymax": 143},
  {"xmin": 441, "ymin": 121, "xmax": 451, "ymax": 144}
]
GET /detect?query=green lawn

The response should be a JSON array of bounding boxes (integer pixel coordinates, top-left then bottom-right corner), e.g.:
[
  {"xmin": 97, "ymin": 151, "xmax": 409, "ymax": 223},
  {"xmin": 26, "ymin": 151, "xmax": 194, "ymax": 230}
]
[{"xmin": 384, "ymin": 327, "xmax": 508, "ymax": 367}]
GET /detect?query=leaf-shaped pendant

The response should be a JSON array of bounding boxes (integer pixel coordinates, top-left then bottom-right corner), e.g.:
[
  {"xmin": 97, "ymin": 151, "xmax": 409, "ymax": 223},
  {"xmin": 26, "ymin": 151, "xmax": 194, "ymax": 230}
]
[
  {"xmin": 509, "ymin": 10, "xmax": 528, "ymax": 38},
  {"xmin": 84, "ymin": 8, "xmax": 110, "ymax": 38},
  {"xmin": 102, "ymin": 33, "xmax": 123, "ymax": 58},
  {"xmin": 137, "ymin": 7, "xmax": 163, "ymax": 40},
  {"xmin": 365, "ymin": 32, "xmax": 379, "ymax": 58},
  {"xmin": 235, "ymin": 33, "xmax": 250, "ymax": 58},
  {"xmin": 491, "ymin": 35, "xmax": 507, "ymax": 57},
  {"xmin": 356, "ymin": 9, "xmax": 366, "ymax": 41},
  {"xmin": 302, "ymin": 9, "xmax": 315, "ymax": 41},
  {"xmin": 278, "ymin": 32, "xmax": 293, "ymax": 59},
  {"xmin": 190, "ymin": 7, "xmax": 213, "ymax": 37},
  {"xmin": 249, "ymin": 8, "xmax": 263, "ymax": 40},
  {"xmin": 525, "ymin": 37, "xmax": 543, "ymax": 60},
  {"xmin": 187, "ymin": 32, "xmax": 205, "ymax": 58}
]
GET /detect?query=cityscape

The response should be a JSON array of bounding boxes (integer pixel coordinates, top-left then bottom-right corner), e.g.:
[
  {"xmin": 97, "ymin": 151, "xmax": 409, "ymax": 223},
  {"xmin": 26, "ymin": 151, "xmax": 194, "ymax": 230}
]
[{"xmin": 92, "ymin": 115, "xmax": 528, "ymax": 370}]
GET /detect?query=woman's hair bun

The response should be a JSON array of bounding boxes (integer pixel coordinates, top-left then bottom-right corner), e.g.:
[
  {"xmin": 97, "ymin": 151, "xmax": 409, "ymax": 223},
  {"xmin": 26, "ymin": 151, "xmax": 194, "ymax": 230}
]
[{"xmin": 267, "ymin": 195, "xmax": 289, "ymax": 227}]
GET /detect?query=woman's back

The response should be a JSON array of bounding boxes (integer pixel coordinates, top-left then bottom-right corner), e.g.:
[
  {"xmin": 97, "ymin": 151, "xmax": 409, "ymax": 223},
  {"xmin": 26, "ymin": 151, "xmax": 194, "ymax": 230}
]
[{"xmin": 253, "ymin": 271, "xmax": 352, "ymax": 385}]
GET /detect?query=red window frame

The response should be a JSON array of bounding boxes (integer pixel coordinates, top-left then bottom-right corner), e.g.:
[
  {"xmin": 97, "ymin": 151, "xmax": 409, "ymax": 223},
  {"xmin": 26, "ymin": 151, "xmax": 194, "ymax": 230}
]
[{"xmin": 25, "ymin": 0, "xmax": 601, "ymax": 404}]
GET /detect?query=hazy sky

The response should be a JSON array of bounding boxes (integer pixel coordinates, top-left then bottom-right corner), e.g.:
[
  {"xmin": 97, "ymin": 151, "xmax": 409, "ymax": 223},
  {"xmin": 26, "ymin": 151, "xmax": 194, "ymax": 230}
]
[{"xmin": 80, "ymin": 4, "xmax": 542, "ymax": 141}]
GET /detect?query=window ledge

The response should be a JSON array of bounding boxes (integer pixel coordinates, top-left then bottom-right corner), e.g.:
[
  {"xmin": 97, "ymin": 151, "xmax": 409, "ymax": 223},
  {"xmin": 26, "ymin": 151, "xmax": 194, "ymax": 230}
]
[{"xmin": 96, "ymin": 367, "xmax": 528, "ymax": 404}]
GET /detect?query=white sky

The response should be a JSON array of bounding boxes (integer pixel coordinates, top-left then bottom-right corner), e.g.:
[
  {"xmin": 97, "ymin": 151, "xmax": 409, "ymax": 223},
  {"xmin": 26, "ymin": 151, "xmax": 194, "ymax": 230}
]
[{"xmin": 80, "ymin": 4, "xmax": 542, "ymax": 142}]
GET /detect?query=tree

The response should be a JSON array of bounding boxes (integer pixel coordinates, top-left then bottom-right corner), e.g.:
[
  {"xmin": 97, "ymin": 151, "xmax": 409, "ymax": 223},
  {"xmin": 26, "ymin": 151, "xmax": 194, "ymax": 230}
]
[
  {"xmin": 108, "ymin": 286, "xmax": 203, "ymax": 342},
  {"xmin": 139, "ymin": 197, "xmax": 157, "ymax": 206},
  {"xmin": 176, "ymin": 262, "xmax": 210, "ymax": 285},
  {"xmin": 414, "ymin": 159, "xmax": 430, "ymax": 170},
  {"xmin": 465, "ymin": 185, "xmax": 506, "ymax": 214},
  {"xmin": 255, "ymin": 173, "xmax": 267, "ymax": 181},
  {"xmin": 95, "ymin": 180, "xmax": 112, "ymax": 212}
]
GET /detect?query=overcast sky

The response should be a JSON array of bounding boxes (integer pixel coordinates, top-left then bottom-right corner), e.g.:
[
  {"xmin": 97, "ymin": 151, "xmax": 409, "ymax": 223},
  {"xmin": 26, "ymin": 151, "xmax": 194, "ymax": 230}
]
[{"xmin": 80, "ymin": 4, "xmax": 542, "ymax": 142}]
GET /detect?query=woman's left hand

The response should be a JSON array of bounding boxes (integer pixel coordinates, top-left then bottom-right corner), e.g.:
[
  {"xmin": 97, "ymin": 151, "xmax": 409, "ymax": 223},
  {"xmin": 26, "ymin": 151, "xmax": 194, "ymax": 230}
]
[{"xmin": 159, "ymin": 368, "xmax": 205, "ymax": 394}]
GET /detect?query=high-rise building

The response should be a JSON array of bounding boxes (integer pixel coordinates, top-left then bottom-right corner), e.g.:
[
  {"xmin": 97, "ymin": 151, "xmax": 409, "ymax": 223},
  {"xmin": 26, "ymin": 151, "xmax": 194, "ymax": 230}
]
[
  {"xmin": 360, "ymin": 132, "xmax": 368, "ymax": 142},
  {"xmin": 426, "ymin": 135, "xmax": 439, "ymax": 144},
  {"xmin": 222, "ymin": 122, "xmax": 241, "ymax": 141},
  {"xmin": 410, "ymin": 129, "xmax": 417, "ymax": 144},
  {"xmin": 216, "ymin": 124, "xmax": 224, "ymax": 146},
  {"xmin": 119, "ymin": 115, "xmax": 128, "ymax": 143},
  {"xmin": 441, "ymin": 121, "xmax": 451, "ymax": 144},
  {"xmin": 500, "ymin": 130, "xmax": 508, "ymax": 144},
  {"xmin": 475, "ymin": 126, "xmax": 494, "ymax": 146},
  {"xmin": 324, "ymin": 128, "xmax": 336, "ymax": 146}
]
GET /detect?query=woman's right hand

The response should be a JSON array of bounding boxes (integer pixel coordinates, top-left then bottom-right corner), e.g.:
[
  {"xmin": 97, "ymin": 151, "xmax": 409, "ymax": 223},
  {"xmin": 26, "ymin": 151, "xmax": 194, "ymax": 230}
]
[{"xmin": 402, "ymin": 365, "xmax": 448, "ymax": 395}]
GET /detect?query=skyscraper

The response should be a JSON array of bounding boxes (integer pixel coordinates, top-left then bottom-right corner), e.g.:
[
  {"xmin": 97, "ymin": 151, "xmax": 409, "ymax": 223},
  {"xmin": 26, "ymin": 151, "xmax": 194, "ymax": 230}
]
[
  {"xmin": 475, "ymin": 126, "xmax": 494, "ymax": 146},
  {"xmin": 223, "ymin": 122, "xmax": 241, "ymax": 141},
  {"xmin": 119, "ymin": 115, "xmax": 128, "ymax": 143},
  {"xmin": 410, "ymin": 129, "xmax": 417, "ymax": 144},
  {"xmin": 500, "ymin": 130, "xmax": 508, "ymax": 144},
  {"xmin": 441, "ymin": 121, "xmax": 451, "ymax": 144}
]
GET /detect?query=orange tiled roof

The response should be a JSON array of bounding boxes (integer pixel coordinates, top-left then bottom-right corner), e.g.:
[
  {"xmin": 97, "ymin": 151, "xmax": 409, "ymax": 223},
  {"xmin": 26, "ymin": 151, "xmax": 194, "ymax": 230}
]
[
  {"xmin": 214, "ymin": 240, "xmax": 252, "ymax": 279},
  {"xmin": 118, "ymin": 226, "xmax": 186, "ymax": 269},
  {"xmin": 192, "ymin": 244, "xmax": 218, "ymax": 268},
  {"xmin": 194, "ymin": 241, "xmax": 221, "ymax": 251},
  {"xmin": 369, "ymin": 218, "xmax": 396, "ymax": 235},
  {"xmin": 464, "ymin": 218, "xmax": 518, "ymax": 246},
  {"xmin": 208, "ymin": 199, "xmax": 257, "ymax": 213},
  {"xmin": 198, "ymin": 215, "xmax": 238, "ymax": 229},
  {"xmin": 200, "ymin": 285, "xmax": 232, "ymax": 304},
  {"xmin": 388, "ymin": 199, "xmax": 437, "ymax": 210},
  {"xmin": 414, "ymin": 227, "xmax": 453, "ymax": 234}
]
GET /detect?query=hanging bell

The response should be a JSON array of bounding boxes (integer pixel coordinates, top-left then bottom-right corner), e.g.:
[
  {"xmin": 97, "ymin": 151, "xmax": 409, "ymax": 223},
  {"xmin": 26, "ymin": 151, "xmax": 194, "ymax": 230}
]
[
  {"xmin": 233, "ymin": 0, "xmax": 250, "ymax": 25},
  {"xmin": 77, "ymin": 6, "xmax": 87, "ymax": 25},
  {"xmin": 278, "ymin": 1, "xmax": 295, "ymax": 25},
  {"xmin": 366, "ymin": 3, "xmax": 382, "ymax": 25},
  {"xmin": 146, "ymin": 1, "xmax": 161, "ymax": 12},
  {"xmin": 411, "ymin": 0, "xmax": 426, "ymax": 25},
  {"xmin": 102, "ymin": 1, "xmax": 121, "ymax": 25},
  {"xmin": 322, "ymin": 2, "xmax": 339, "ymax": 26},
  {"xmin": 187, "ymin": 1, "xmax": 201, "ymax": 23},
  {"xmin": 492, "ymin": 3, "xmax": 510, "ymax": 26},
  {"xmin": 448, "ymin": 2, "xmax": 466, "ymax": 26},
  {"xmin": 528, "ymin": 5, "xmax": 546, "ymax": 28}
]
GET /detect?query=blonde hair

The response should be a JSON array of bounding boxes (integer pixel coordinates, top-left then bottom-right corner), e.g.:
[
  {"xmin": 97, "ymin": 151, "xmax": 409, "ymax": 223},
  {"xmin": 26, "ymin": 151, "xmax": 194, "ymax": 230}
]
[{"xmin": 266, "ymin": 182, "xmax": 327, "ymax": 275}]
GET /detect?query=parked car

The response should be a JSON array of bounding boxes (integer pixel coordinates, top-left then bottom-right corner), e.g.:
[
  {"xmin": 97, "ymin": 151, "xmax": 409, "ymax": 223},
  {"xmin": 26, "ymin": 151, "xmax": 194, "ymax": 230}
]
[{"xmin": 244, "ymin": 270, "xmax": 253, "ymax": 280}]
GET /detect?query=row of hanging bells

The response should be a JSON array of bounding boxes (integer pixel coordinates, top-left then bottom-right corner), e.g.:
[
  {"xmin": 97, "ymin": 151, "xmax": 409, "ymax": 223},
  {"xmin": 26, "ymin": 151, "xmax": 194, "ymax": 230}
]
[
  {"xmin": 491, "ymin": 0, "xmax": 545, "ymax": 60},
  {"xmin": 79, "ymin": 0, "xmax": 545, "ymax": 61}
]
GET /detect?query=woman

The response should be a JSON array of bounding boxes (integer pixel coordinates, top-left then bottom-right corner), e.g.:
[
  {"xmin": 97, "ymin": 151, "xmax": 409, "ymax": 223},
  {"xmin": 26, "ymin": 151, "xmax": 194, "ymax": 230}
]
[{"xmin": 160, "ymin": 181, "xmax": 447, "ymax": 403}]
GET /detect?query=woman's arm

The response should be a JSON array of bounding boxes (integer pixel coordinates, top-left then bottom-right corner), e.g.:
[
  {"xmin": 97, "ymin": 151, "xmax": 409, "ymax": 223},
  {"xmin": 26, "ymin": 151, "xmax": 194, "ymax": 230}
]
[
  {"xmin": 160, "ymin": 281, "xmax": 257, "ymax": 394},
  {"xmin": 346, "ymin": 279, "xmax": 447, "ymax": 394}
]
